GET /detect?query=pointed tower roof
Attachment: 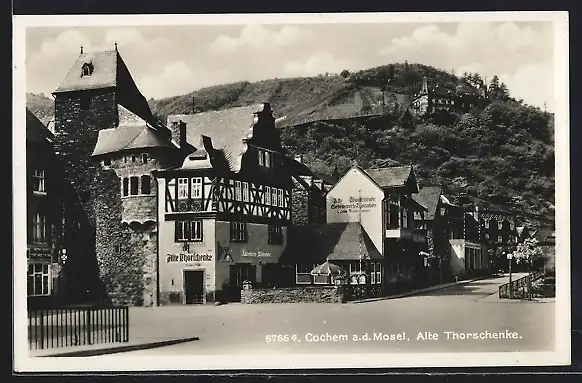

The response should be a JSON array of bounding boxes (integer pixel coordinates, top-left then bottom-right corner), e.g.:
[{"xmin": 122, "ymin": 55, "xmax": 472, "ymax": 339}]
[
  {"xmin": 53, "ymin": 50, "xmax": 119, "ymax": 93},
  {"xmin": 53, "ymin": 48, "xmax": 154, "ymax": 123}
]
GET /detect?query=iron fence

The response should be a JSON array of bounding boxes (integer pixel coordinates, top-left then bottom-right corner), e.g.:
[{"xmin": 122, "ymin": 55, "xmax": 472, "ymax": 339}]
[
  {"xmin": 28, "ymin": 306, "xmax": 129, "ymax": 350},
  {"xmin": 498, "ymin": 271, "xmax": 544, "ymax": 300}
]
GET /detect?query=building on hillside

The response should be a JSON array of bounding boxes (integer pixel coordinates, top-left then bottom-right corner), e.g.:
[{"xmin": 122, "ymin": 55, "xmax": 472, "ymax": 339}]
[
  {"xmin": 410, "ymin": 77, "xmax": 488, "ymax": 116},
  {"xmin": 280, "ymin": 165, "xmax": 428, "ymax": 297},
  {"xmin": 26, "ymin": 109, "xmax": 65, "ymax": 308},
  {"xmin": 153, "ymin": 103, "xmax": 312, "ymax": 304},
  {"xmin": 53, "ymin": 46, "xmax": 182, "ymax": 306},
  {"xmin": 412, "ymin": 186, "xmax": 465, "ymax": 284}
]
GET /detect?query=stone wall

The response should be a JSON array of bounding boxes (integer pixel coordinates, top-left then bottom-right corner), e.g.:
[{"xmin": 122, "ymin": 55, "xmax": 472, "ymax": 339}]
[
  {"xmin": 241, "ymin": 286, "xmax": 344, "ymax": 304},
  {"xmin": 53, "ymin": 89, "xmax": 119, "ymax": 302}
]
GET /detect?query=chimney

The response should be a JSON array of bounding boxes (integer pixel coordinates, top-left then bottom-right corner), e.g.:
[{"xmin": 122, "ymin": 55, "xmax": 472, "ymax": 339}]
[
  {"xmin": 179, "ymin": 120, "xmax": 187, "ymax": 149},
  {"xmin": 170, "ymin": 121, "xmax": 180, "ymax": 148}
]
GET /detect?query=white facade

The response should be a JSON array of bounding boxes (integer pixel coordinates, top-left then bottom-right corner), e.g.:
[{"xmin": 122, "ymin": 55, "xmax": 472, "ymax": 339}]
[{"xmin": 326, "ymin": 168, "xmax": 384, "ymax": 254}]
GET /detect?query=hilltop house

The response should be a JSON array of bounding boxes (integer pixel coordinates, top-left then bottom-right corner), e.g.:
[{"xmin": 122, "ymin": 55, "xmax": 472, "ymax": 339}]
[{"xmin": 410, "ymin": 77, "xmax": 489, "ymax": 116}]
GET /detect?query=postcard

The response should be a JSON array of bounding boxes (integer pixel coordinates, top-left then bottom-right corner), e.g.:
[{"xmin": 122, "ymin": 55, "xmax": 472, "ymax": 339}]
[{"xmin": 13, "ymin": 11, "xmax": 570, "ymax": 371}]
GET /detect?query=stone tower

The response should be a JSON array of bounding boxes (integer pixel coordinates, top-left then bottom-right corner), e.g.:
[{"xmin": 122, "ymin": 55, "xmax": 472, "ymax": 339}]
[{"xmin": 52, "ymin": 47, "xmax": 182, "ymax": 306}]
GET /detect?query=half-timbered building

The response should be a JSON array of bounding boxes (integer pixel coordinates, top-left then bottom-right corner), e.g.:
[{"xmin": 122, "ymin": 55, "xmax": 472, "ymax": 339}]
[{"xmin": 154, "ymin": 103, "xmax": 299, "ymax": 304}]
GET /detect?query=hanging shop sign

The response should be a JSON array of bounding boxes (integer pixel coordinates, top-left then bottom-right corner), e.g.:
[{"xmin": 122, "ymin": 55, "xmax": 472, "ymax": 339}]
[{"xmin": 166, "ymin": 253, "xmax": 213, "ymax": 263}]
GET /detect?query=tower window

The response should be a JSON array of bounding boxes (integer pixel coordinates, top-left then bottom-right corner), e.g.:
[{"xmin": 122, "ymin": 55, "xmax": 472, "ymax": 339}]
[
  {"xmin": 141, "ymin": 175, "xmax": 151, "ymax": 195},
  {"xmin": 122, "ymin": 178, "xmax": 129, "ymax": 197},
  {"xmin": 130, "ymin": 177, "xmax": 139, "ymax": 196},
  {"xmin": 142, "ymin": 153, "xmax": 148, "ymax": 163},
  {"xmin": 80, "ymin": 95, "xmax": 90, "ymax": 111},
  {"xmin": 81, "ymin": 62, "xmax": 93, "ymax": 77}
]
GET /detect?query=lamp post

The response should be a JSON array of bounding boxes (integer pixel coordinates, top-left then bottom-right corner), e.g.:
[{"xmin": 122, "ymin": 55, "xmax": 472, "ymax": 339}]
[{"xmin": 505, "ymin": 251, "xmax": 513, "ymax": 299}]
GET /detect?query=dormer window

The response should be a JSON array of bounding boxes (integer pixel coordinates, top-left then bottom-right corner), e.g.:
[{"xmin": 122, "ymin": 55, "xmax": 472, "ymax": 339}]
[{"xmin": 81, "ymin": 62, "xmax": 93, "ymax": 77}]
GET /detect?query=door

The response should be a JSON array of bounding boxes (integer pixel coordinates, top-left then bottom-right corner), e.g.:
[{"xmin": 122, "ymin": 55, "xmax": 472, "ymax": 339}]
[
  {"xmin": 228, "ymin": 264, "xmax": 256, "ymax": 301},
  {"xmin": 184, "ymin": 270, "xmax": 204, "ymax": 304}
]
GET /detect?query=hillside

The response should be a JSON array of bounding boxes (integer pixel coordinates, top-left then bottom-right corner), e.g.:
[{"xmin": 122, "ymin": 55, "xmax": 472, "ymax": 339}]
[{"xmin": 25, "ymin": 62, "xmax": 555, "ymax": 226}]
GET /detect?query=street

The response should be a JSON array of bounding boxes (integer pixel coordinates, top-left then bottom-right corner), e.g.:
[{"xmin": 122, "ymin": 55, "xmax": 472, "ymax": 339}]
[{"xmin": 95, "ymin": 275, "xmax": 555, "ymax": 356}]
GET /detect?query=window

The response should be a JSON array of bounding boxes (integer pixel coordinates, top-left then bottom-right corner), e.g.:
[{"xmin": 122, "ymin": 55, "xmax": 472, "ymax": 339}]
[
  {"xmin": 387, "ymin": 202, "xmax": 399, "ymax": 229},
  {"xmin": 122, "ymin": 178, "xmax": 129, "ymax": 197},
  {"xmin": 80, "ymin": 95, "xmax": 90, "ymax": 111},
  {"xmin": 264, "ymin": 186, "xmax": 271, "ymax": 205},
  {"xmin": 371, "ymin": 263, "xmax": 376, "ymax": 284},
  {"xmin": 230, "ymin": 221, "xmax": 247, "ymax": 242},
  {"xmin": 268, "ymin": 224, "xmax": 283, "ymax": 245},
  {"xmin": 81, "ymin": 63, "xmax": 93, "ymax": 77},
  {"xmin": 271, "ymin": 188, "xmax": 277, "ymax": 206},
  {"xmin": 314, "ymin": 275, "xmax": 329, "ymax": 284},
  {"xmin": 402, "ymin": 208, "xmax": 409, "ymax": 228},
  {"xmin": 32, "ymin": 213, "xmax": 47, "ymax": 244},
  {"xmin": 278, "ymin": 189, "xmax": 284, "ymax": 207},
  {"xmin": 235, "ymin": 181, "xmax": 242, "ymax": 201},
  {"xmin": 296, "ymin": 264, "xmax": 314, "ymax": 284},
  {"xmin": 27, "ymin": 263, "xmax": 50, "ymax": 296},
  {"xmin": 191, "ymin": 177, "xmax": 202, "ymax": 199},
  {"xmin": 374, "ymin": 262, "xmax": 382, "ymax": 284},
  {"xmin": 130, "ymin": 177, "xmax": 139, "ymax": 196},
  {"xmin": 141, "ymin": 175, "xmax": 151, "ymax": 195},
  {"xmin": 142, "ymin": 153, "xmax": 148, "ymax": 163},
  {"xmin": 178, "ymin": 178, "xmax": 189, "ymax": 199},
  {"xmin": 349, "ymin": 263, "xmax": 363, "ymax": 285},
  {"xmin": 32, "ymin": 169, "xmax": 45, "ymax": 193},
  {"xmin": 264, "ymin": 151, "xmax": 271, "ymax": 168},
  {"xmin": 242, "ymin": 182, "xmax": 250, "ymax": 202},
  {"xmin": 103, "ymin": 158, "xmax": 111, "ymax": 167},
  {"xmin": 114, "ymin": 244, "xmax": 121, "ymax": 254},
  {"xmin": 175, "ymin": 220, "xmax": 203, "ymax": 242},
  {"xmin": 131, "ymin": 155, "xmax": 136, "ymax": 163},
  {"xmin": 258, "ymin": 150, "xmax": 264, "ymax": 166}
]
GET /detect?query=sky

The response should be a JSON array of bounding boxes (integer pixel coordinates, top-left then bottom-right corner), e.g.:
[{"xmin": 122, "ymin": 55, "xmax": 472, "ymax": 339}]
[{"xmin": 25, "ymin": 20, "xmax": 556, "ymax": 111}]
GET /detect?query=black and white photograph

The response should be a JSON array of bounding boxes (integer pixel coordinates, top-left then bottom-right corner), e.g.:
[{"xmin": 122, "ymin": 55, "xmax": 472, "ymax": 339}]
[{"xmin": 13, "ymin": 11, "xmax": 570, "ymax": 371}]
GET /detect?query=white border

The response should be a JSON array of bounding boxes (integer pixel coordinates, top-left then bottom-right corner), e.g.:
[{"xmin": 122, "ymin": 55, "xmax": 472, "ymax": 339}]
[{"xmin": 13, "ymin": 11, "xmax": 570, "ymax": 372}]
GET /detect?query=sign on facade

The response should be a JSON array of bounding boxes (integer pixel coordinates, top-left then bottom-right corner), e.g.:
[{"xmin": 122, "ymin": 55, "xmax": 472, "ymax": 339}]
[
  {"xmin": 166, "ymin": 253, "xmax": 213, "ymax": 263},
  {"xmin": 242, "ymin": 250, "xmax": 271, "ymax": 258},
  {"xmin": 330, "ymin": 196, "xmax": 377, "ymax": 214}
]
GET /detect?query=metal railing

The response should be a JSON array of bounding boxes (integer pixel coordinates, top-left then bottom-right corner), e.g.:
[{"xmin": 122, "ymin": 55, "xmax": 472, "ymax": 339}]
[
  {"xmin": 28, "ymin": 306, "xmax": 129, "ymax": 350},
  {"xmin": 498, "ymin": 271, "xmax": 544, "ymax": 300}
]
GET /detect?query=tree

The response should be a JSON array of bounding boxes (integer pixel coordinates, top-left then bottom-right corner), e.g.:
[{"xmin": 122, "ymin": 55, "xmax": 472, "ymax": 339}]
[
  {"xmin": 489, "ymin": 75, "xmax": 500, "ymax": 97},
  {"xmin": 512, "ymin": 238, "xmax": 544, "ymax": 269},
  {"xmin": 340, "ymin": 69, "xmax": 350, "ymax": 79},
  {"xmin": 499, "ymin": 82, "xmax": 510, "ymax": 100}
]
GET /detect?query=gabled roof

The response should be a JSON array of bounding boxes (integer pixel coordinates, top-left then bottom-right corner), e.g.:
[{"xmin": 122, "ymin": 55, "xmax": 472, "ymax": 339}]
[
  {"xmin": 412, "ymin": 186, "xmax": 442, "ymax": 220},
  {"xmin": 167, "ymin": 104, "xmax": 268, "ymax": 172},
  {"xmin": 54, "ymin": 50, "xmax": 118, "ymax": 93},
  {"xmin": 53, "ymin": 49, "xmax": 154, "ymax": 123},
  {"xmin": 280, "ymin": 222, "xmax": 383, "ymax": 264},
  {"xmin": 26, "ymin": 109, "xmax": 54, "ymax": 146},
  {"xmin": 364, "ymin": 165, "xmax": 418, "ymax": 192}
]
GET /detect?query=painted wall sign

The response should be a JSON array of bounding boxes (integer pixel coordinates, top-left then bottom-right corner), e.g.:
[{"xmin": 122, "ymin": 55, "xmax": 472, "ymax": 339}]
[
  {"xmin": 242, "ymin": 250, "xmax": 271, "ymax": 258},
  {"xmin": 166, "ymin": 253, "xmax": 213, "ymax": 263},
  {"xmin": 330, "ymin": 196, "xmax": 377, "ymax": 214},
  {"xmin": 27, "ymin": 247, "xmax": 51, "ymax": 260}
]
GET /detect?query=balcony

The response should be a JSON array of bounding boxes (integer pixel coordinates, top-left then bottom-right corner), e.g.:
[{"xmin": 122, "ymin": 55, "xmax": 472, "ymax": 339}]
[{"xmin": 385, "ymin": 228, "xmax": 427, "ymax": 243}]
